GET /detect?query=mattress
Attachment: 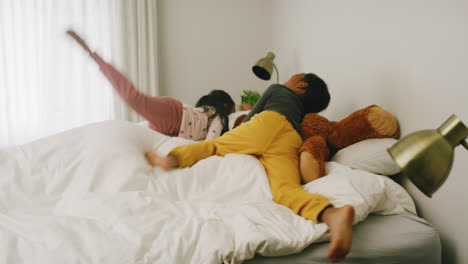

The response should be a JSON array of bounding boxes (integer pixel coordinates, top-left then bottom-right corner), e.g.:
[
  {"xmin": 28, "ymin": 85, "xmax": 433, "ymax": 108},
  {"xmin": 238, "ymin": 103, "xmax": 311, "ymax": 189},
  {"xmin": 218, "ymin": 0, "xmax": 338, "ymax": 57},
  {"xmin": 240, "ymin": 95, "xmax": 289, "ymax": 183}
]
[
  {"xmin": 247, "ymin": 212, "xmax": 441, "ymax": 264},
  {"xmin": 0, "ymin": 120, "xmax": 430, "ymax": 263}
]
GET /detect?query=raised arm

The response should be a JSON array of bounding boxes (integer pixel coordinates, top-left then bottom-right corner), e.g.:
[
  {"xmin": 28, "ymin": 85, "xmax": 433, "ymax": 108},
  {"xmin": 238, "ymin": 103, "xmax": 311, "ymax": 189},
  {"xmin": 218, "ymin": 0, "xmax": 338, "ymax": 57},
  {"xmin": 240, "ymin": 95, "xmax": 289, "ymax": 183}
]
[
  {"xmin": 66, "ymin": 30, "xmax": 156, "ymax": 123},
  {"xmin": 66, "ymin": 30, "xmax": 92, "ymax": 54}
]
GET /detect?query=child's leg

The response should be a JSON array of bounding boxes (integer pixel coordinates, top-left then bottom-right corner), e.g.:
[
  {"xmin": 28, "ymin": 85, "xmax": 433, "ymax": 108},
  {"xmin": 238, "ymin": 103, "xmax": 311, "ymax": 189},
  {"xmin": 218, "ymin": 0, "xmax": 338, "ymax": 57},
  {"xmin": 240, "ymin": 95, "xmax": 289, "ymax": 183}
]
[
  {"xmin": 90, "ymin": 53, "xmax": 182, "ymax": 136},
  {"xmin": 259, "ymin": 153, "xmax": 332, "ymax": 223},
  {"xmin": 261, "ymin": 154, "xmax": 354, "ymax": 262},
  {"xmin": 259, "ymin": 118, "xmax": 353, "ymax": 262}
]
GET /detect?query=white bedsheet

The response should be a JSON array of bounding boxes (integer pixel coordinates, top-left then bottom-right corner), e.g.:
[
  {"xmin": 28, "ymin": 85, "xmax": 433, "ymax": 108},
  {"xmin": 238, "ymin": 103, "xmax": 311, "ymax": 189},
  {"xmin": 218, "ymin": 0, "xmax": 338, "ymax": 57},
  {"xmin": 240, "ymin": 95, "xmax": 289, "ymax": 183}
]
[{"xmin": 0, "ymin": 120, "xmax": 416, "ymax": 264}]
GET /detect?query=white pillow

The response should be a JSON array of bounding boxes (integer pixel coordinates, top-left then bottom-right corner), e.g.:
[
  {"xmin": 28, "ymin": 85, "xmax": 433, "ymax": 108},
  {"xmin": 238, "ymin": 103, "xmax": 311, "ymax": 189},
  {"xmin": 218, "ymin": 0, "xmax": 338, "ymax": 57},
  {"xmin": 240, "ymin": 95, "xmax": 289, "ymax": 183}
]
[
  {"xmin": 330, "ymin": 138, "xmax": 401, "ymax": 175},
  {"xmin": 305, "ymin": 161, "xmax": 416, "ymax": 224}
]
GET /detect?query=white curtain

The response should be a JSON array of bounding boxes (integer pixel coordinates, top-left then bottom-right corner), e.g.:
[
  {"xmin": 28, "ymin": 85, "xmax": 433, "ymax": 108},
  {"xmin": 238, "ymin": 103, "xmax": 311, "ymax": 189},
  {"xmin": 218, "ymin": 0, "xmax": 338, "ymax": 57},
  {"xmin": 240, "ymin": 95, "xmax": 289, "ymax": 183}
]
[{"xmin": 0, "ymin": 0, "xmax": 158, "ymax": 147}]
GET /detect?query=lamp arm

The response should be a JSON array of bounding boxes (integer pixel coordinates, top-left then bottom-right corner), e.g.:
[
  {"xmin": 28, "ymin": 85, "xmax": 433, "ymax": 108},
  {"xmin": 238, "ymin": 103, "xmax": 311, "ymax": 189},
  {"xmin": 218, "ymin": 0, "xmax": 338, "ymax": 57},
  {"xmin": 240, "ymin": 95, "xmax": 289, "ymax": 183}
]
[
  {"xmin": 273, "ymin": 63, "xmax": 279, "ymax": 83},
  {"xmin": 462, "ymin": 139, "xmax": 468, "ymax": 150}
]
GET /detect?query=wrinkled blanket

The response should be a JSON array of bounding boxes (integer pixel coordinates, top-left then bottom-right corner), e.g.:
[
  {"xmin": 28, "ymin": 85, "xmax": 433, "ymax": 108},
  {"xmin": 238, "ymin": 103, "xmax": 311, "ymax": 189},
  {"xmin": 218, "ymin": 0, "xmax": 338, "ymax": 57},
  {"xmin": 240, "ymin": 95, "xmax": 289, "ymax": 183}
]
[{"xmin": 0, "ymin": 120, "xmax": 415, "ymax": 264}]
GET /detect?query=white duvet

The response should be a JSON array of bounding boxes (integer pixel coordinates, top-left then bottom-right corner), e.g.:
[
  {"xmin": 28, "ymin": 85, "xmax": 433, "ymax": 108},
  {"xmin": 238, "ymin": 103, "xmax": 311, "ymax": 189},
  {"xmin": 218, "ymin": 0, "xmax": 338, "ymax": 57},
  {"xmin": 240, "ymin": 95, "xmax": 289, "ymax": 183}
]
[{"xmin": 0, "ymin": 120, "xmax": 416, "ymax": 264}]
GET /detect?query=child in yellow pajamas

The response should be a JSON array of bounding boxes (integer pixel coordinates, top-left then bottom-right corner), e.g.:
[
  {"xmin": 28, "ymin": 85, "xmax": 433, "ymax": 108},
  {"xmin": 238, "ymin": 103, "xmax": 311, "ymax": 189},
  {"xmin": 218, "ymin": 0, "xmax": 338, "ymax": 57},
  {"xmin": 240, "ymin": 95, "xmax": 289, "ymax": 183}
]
[{"xmin": 146, "ymin": 73, "xmax": 355, "ymax": 263}]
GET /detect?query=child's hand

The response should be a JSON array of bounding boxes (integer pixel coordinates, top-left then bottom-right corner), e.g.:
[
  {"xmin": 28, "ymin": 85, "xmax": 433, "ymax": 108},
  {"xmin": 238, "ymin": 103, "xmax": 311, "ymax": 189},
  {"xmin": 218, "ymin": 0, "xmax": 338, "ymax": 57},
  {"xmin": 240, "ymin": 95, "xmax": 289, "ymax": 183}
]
[
  {"xmin": 145, "ymin": 151, "xmax": 179, "ymax": 170},
  {"xmin": 67, "ymin": 30, "xmax": 92, "ymax": 54}
]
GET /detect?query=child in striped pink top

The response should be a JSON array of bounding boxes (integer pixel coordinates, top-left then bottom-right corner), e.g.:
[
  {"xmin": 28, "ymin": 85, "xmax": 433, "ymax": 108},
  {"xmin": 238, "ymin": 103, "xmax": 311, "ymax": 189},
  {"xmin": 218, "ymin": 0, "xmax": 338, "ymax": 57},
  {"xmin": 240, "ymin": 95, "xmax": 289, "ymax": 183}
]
[{"xmin": 67, "ymin": 30, "xmax": 235, "ymax": 140}]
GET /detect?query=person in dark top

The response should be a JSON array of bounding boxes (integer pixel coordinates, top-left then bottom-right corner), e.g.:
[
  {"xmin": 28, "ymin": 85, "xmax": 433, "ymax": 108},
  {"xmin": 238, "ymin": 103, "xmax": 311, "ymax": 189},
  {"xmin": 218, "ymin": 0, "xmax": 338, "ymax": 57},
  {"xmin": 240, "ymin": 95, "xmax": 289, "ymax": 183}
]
[{"xmin": 145, "ymin": 73, "xmax": 355, "ymax": 263}]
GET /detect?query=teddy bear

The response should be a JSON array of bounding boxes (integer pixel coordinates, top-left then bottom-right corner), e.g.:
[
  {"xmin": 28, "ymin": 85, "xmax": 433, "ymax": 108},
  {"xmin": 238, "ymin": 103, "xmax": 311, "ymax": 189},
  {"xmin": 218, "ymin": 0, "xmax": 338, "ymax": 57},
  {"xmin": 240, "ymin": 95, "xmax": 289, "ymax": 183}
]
[{"xmin": 299, "ymin": 104, "xmax": 399, "ymax": 184}]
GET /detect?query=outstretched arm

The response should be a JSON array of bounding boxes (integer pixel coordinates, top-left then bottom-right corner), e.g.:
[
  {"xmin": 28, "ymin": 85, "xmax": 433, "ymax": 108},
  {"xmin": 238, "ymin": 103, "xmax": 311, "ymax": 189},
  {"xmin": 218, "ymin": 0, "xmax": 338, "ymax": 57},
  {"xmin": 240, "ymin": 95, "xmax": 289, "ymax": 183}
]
[
  {"xmin": 145, "ymin": 151, "xmax": 179, "ymax": 170},
  {"xmin": 66, "ymin": 30, "xmax": 158, "ymax": 123},
  {"xmin": 67, "ymin": 30, "xmax": 92, "ymax": 54},
  {"xmin": 66, "ymin": 30, "xmax": 138, "ymax": 106}
]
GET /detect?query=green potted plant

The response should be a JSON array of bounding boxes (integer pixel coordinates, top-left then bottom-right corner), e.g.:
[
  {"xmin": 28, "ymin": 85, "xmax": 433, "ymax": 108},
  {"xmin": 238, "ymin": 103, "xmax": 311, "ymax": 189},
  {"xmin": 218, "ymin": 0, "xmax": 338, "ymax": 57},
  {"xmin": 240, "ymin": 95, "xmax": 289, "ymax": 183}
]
[{"xmin": 239, "ymin": 90, "xmax": 260, "ymax": 111}]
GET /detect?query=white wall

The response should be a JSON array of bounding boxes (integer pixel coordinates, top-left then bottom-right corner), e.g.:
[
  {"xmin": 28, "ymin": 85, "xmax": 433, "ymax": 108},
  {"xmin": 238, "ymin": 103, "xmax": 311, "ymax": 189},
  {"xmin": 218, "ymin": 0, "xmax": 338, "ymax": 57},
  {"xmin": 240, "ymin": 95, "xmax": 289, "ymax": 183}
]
[
  {"xmin": 270, "ymin": 1, "xmax": 468, "ymax": 263},
  {"xmin": 158, "ymin": 0, "xmax": 468, "ymax": 262},
  {"xmin": 157, "ymin": 0, "xmax": 273, "ymax": 106}
]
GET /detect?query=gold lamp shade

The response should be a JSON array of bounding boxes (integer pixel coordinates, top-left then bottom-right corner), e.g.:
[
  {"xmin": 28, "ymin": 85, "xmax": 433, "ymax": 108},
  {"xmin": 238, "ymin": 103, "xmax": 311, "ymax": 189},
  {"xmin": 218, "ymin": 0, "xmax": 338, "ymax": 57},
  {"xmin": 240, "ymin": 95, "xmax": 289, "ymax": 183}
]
[
  {"xmin": 388, "ymin": 114, "xmax": 468, "ymax": 197},
  {"xmin": 252, "ymin": 52, "xmax": 279, "ymax": 83}
]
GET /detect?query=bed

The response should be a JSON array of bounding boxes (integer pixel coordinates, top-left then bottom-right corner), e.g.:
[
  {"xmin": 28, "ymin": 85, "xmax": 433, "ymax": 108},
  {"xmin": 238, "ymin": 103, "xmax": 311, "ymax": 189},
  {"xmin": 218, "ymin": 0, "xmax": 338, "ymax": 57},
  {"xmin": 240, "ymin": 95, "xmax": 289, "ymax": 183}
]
[
  {"xmin": 247, "ymin": 213, "xmax": 440, "ymax": 263},
  {"xmin": 0, "ymin": 120, "xmax": 441, "ymax": 263}
]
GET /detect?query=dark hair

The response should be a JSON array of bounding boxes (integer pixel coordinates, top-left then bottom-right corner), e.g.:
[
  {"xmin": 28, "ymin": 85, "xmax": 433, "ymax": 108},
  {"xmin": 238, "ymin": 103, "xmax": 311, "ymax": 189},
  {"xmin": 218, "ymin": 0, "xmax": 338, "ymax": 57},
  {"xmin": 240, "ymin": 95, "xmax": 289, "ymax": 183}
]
[
  {"xmin": 195, "ymin": 90, "xmax": 235, "ymax": 135},
  {"xmin": 302, "ymin": 73, "xmax": 330, "ymax": 114}
]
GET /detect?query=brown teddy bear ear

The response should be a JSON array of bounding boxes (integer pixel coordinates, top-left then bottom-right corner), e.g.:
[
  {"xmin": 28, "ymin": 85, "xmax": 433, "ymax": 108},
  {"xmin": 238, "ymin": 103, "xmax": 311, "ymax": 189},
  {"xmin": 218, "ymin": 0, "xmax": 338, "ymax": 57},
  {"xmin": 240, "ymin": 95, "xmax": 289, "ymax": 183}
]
[
  {"xmin": 328, "ymin": 105, "xmax": 400, "ymax": 149},
  {"xmin": 233, "ymin": 114, "xmax": 247, "ymax": 129}
]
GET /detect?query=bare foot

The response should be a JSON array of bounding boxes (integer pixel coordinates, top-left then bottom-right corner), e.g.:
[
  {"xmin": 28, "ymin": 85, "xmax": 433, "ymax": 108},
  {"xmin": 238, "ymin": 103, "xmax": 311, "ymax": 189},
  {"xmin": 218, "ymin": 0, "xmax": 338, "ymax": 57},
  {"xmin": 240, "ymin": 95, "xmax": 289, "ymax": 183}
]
[
  {"xmin": 145, "ymin": 151, "xmax": 179, "ymax": 170},
  {"xmin": 320, "ymin": 205, "xmax": 355, "ymax": 262}
]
